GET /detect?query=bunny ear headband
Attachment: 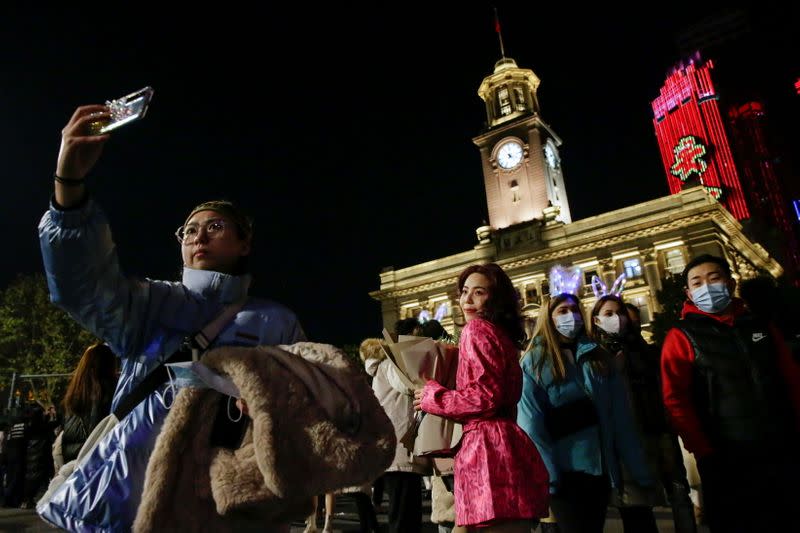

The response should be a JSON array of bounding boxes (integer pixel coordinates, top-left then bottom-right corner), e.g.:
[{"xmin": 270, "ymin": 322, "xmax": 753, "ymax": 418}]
[
  {"xmin": 417, "ymin": 309, "xmax": 431, "ymax": 324},
  {"xmin": 433, "ymin": 302, "xmax": 447, "ymax": 322},
  {"xmin": 590, "ymin": 273, "xmax": 627, "ymax": 298},
  {"xmin": 418, "ymin": 303, "xmax": 449, "ymax": 324},
  {"xmin": 548, "ymin": 265, "xmax": 583, "ymax": 297}
]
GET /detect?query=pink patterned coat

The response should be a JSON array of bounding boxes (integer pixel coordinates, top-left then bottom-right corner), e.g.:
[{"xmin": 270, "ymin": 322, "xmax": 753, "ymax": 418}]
[{"xmin": 421, "ymin": 318, "xmax": 549, "ymax": 527}]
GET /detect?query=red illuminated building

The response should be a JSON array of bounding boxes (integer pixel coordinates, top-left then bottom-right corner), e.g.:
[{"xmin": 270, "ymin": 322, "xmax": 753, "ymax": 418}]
[
  {"xmin": 728, "ymin": 101, "xmax": 800, "ymax": 276},
  {"xmin": 652, "ymin": 54, "xmax": 800, "ymax": 282},
  {"xmin": 652, "ymin": 57, "xmax": 749, "ymax": 220}
]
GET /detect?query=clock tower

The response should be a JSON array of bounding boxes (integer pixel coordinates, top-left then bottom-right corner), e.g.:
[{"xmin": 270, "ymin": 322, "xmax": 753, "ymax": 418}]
[{"xmin": 473, "ymin": 57, "xmax": 572, "ymax": 229}]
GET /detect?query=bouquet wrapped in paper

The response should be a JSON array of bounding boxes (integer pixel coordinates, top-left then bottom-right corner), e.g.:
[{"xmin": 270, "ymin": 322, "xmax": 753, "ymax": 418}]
[{"xmin": 381, "ymin": 329, "xmax": 463, "ymax": 457}]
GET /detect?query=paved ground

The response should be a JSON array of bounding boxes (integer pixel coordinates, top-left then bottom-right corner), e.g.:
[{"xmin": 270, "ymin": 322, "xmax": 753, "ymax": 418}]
[
  {"xmin": 287, "ymin": 496, "xmax": 707, "ymax": 532},
  {"xmin": 0, "ymin": 498, "xmax": 708, "ymax": 532}
]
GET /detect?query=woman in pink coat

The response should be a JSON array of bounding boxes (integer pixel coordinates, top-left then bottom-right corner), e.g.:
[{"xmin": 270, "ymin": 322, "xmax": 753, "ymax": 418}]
[{"xmin": 414, "ymin": 263, "xmax": 549, "ymax": 531}]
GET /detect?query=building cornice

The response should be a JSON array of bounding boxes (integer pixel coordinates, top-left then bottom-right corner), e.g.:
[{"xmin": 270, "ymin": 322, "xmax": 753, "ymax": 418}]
[{"xmin": 370, "ymin": 188, "xmax": 782, "ymax": 301}]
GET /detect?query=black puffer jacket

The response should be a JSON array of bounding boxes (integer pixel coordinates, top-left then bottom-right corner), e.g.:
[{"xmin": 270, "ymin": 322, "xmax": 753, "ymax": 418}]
[
  {"xmin": 597, "ymin": 329, "xmax": 669, "ymax": 434},
  {"xmin": 61, "ymin": 399, "xmax": 112, "ymax": 463},
  {"xmin": 23, "ymin": 409, "xmax": 58, "ymax": 502}
]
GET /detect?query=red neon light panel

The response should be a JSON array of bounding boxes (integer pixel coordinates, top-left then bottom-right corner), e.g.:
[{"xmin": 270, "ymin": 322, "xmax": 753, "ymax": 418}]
[{"xmin": 652, "ymin": 58, "xmax": 750, "ymax": 220}]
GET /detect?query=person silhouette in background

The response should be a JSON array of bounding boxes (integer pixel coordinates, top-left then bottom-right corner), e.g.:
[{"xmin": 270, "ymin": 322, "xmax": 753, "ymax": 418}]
[
  {"xmin": 21, "ymin": 406, "xmax": 58, "ymax": 508},
  {"xmin": 361, "ymin": 330, "xmax": 430, "ymax": 533},
  {"xmin": 589, "ymin": 295, "xmax": 695, "ymax": 533},
  {"xmin": 59, "ymin": 343, "xmax": 118, "ymax": 465},
  {"xmin": 3, "ymin": 411, "xmax": 29, "ymax": 508}
]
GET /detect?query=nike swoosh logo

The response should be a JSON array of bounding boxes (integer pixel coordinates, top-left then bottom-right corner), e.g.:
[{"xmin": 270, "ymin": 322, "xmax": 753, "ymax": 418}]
[{"xmin": 752, "ymin": 333, "xmax": 767, "ymax": 342}]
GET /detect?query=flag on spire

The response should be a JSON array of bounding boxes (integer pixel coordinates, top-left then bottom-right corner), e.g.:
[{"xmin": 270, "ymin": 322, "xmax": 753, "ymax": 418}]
[{"xmin": 493, "ymin": 7, "xmax": 506, "ymax": 58}]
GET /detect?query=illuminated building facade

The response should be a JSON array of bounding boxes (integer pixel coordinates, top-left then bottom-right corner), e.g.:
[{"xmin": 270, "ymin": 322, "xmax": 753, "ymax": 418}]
[
  {"xmin": 651, "ymin": 56, "xmax": 800, "ymax": 281},
  {"xmin": 371, "ymin": 57, "xmax": 782, "ymax": 335},
  {"xmin": 651, "ymin": 57, "xmax": 750, "ymax": 220},
  {"xmin": 370, "ymin": 188, "xmax": 781, "ymax": 336},
  {"xmin": 728, "ymin": 101, "xmax": 800, "ymax": 278}
]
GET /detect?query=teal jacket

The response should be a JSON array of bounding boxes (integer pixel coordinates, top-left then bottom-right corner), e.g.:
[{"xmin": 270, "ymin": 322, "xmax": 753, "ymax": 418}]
[{"xmin": 518, "ymin": 335, "xmax": 652, "ymax": 494}]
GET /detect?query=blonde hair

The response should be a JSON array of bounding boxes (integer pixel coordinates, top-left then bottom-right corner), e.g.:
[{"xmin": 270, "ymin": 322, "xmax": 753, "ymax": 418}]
[{"xmin": 527, "ymin": 293, "xmax": 608, "ymax": 383}]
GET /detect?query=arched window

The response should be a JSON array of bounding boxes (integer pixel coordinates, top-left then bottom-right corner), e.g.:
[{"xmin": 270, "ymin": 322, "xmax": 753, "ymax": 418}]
[
  {"xmin": 498, "ymin": 86, "xmax": 512, "ymax": 116},
  {"xmin": 513, "ymin": 86, "xmax": 527, "ymax": 111}
]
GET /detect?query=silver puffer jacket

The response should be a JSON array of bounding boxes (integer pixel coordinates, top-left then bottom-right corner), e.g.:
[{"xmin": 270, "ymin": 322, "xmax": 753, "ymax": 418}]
[{"xmin": 36, "ymin": 198, "xmax": 305, "ymax": 532}]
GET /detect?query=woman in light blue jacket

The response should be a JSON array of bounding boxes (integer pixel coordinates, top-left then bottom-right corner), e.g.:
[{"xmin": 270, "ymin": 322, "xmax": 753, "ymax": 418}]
[
  {"xmin": 517, "ymin": 290, "xmax": 652, "ymax": 533},
  {"xmin": 36, "ymin": 104, "xmax": 305, "ymax": 532}
]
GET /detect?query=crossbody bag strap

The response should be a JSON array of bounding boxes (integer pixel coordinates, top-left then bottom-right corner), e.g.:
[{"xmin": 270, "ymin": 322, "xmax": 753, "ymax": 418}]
[
  {"xmin": 186, "ymin": 301, "xmax": 246, "ymax": 361},
  {"xmin": 112, "ymin": 301, "xmax": 246, "ymax": 420}
]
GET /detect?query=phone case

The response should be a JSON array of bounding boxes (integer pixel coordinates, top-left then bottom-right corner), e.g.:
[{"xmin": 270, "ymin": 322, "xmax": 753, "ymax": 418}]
[{"xmin": 89, "ymin": 86, "xmax": 154, "ymax": 135}]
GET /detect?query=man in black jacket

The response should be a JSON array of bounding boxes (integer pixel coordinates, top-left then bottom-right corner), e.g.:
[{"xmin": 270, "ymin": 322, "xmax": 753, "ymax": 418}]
[{"xmin": 661, "ymin": 254, "xmax": 800, "ymax": 533}]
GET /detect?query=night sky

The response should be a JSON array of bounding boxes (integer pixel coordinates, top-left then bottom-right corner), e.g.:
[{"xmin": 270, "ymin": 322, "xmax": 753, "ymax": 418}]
[{"xmin": 3, "ymin": 5, "xmax": 798, "ymax": 347}]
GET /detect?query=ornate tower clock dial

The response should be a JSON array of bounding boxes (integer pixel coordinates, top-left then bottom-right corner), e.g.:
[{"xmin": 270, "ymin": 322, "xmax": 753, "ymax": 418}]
[{"xmin": 496, "ymin": 140, "xmax": 524, "ymax": 169}]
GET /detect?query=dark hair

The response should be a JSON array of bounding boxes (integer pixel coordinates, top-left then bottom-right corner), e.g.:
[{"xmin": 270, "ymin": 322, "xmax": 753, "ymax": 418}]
[
  {"xmin": 682, "ymin": 254, "xmax": 731, "ymax": 286},
  {"xmin": 183, "ymin": 199, "xmax": 253, "ymax": 275},
  {"xmin": 624, "ymin": 302, "xmax": 640, "ymax": 319},
  {"xmin": 184, "ymin": 200, "xmax": 253, "ymax": 241},
  {"xmin": 589, "ymin": 294, "xmax": 626, "ymax": 341},
  {"xmin": 624, "ymin": 302, "xmax": 643, "ymax": 336},
  {"xmin": 419, "ymin": 319, "xmax": 451, "ymax": 341},
  {"xmin": 63, "ymin": 343, "xmax": 118, "ymax": 416},
  {"xmin": 458, "ymin": 263, "xmax": 525, "ymax": 348},
  {"xmin": 739, "ymin": 275, "xmax": 778, "ymax": 321},
  {"xmin": 394, "ymin": 317, "xmax": 419, "ymax": 336}
]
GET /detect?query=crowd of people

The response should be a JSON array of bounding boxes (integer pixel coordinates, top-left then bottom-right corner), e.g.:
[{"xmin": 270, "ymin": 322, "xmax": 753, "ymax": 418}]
[
  {"xmin": 1, "ymin": 342, "xmax": 119, "ymax": 509},
  {"xmin": 1, "ymin": 404, "xmax": 59, "ymax": 509},
  {"xmin": 0, "ymin": 102, "xmax": 798, "ymax": 533}
]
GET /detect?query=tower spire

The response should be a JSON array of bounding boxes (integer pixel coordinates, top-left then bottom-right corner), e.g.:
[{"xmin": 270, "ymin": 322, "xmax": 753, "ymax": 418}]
[{"xmin": 494, "ymin": 7, "xmax": 506, "ymax": 58}]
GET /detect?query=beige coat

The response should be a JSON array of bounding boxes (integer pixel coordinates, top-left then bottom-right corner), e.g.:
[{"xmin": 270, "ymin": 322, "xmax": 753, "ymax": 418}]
[
  {"xmin": 133, "ymin": 342, "xmax": 395, "ymax": 533},
  {"xmin": 361, "ymin": 339, "xmax": 431, "ymax": 476},
  {"xmin": 430, "ymin": 457, "xmax": 456, "ymax": 525}
]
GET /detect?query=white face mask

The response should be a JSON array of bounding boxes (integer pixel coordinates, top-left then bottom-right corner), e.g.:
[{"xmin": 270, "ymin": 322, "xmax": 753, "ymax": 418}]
[
  {"xmin": 596, "ymin": 314, "xmax": 626, "ymax": 335},
  {"xmin": 690, "ymin": 282, "xmax": 731, "ymax": 314},
  {"xmin": 554, "ymin": 312, "xmax": 584, "ymax": 339}
]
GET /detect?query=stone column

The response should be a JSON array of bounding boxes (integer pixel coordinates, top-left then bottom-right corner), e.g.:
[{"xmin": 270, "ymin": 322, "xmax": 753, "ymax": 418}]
[
  {"xmin": 382, "ymin": 299, "xmax": 400, "ymax": 334},
  {"xmin": 642, "ymin": 250, "xmax": 663, "ymax": 313},
  {"xmin": 597, "ymin": 257, "xmax": 615, "ymax": 289}
]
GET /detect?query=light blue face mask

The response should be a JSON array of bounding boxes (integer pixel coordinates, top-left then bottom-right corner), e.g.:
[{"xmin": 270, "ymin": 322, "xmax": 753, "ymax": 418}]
[
  {"xmin": 165, "ymin": 361, "xmax": 241, "ymax": 398},
  {"xmin": 690, "ymin": 282, "xmax": 732, "ymax": 314},
  {"xmin": 554, "ymin": 312, "xmax": 584, "ymax": 339},
  {"xmin": 155, "ymin": 361, "xmax": 244, "ymax": 420}
]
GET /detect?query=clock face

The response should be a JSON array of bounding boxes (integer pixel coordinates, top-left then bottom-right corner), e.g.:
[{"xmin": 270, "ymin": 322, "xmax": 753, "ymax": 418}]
[
  {"xmin": 497, "ymin": 141, "xmax": 524, "ymax": 169},
  {"xmin": 544, "ymin": 144, "xmax": 558, "ymax": 169}
]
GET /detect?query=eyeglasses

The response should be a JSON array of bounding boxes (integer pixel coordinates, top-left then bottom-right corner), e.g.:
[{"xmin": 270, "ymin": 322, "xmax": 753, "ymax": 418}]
[{"xmin": 175, "ymin": 218, "xmax": 229, "ymax": 245}]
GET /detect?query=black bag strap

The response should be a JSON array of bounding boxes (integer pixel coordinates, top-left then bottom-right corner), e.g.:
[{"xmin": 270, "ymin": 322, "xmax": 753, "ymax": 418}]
[{"xmin": 112, "ymin": 301, "xmax": 245, "ymax": 420}]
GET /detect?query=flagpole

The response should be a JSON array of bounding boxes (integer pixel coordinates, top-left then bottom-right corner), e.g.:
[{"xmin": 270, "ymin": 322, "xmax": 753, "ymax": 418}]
[{"xmin": 494, "ymin": 7, "xmax": 506, "ymax": 59}]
